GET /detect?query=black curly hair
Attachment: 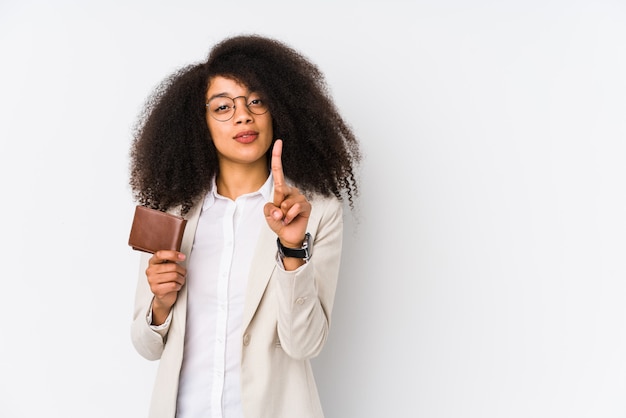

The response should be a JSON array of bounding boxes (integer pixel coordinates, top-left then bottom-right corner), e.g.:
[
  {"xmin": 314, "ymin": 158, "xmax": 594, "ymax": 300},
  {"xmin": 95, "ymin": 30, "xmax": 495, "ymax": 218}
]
[{"xmin": 129, "ymin": 34, "xmax": 361, "ymax": 215}]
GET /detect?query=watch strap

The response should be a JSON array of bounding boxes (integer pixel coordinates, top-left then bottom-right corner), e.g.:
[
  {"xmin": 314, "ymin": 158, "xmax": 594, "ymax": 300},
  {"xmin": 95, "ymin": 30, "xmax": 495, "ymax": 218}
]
[{"xmin": 277, "ymin": 233, "xmax": 312, "ymax": 261}]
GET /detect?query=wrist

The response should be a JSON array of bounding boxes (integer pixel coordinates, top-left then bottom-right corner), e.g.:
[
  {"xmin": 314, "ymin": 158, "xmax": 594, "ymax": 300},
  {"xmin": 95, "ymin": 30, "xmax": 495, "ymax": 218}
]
[
  {"xmin": 277, "ymin": 233, "xmax": 312, "ymax": 262},
  {"xmin": 278, "ymin": 238, "xmax": 304, "ymax": 248}
]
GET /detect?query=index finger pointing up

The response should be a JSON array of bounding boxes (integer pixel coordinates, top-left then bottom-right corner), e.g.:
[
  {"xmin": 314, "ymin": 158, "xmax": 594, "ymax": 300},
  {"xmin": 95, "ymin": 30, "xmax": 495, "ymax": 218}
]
[{"xmin": 271, "ymin": 139, "xmax": 289, "ymax": 205}]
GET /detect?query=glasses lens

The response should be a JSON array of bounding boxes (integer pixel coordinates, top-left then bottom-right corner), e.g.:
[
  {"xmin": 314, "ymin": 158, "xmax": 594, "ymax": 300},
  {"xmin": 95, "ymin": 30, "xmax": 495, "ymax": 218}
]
[
  {"xmin": 246, "ymin": 96, "xmax": 269, "ymax": 115},
  {"xmin": 208, "ymin": 97, "xmax": 235, "ymax": 121}
]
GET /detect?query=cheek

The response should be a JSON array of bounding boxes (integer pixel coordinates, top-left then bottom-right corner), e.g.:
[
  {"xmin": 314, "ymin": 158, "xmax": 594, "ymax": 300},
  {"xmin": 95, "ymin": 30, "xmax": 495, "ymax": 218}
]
[
  {"xmin": 206, "ymin": 118, "xmax": 225, "ymax": 140},
  {"xmin": 262, "ymin": 117, "xmax": 274, "ymax": 139},
  {"xmin": 205, "ymin": 115, "xmax": 213, "ymax": 134}
]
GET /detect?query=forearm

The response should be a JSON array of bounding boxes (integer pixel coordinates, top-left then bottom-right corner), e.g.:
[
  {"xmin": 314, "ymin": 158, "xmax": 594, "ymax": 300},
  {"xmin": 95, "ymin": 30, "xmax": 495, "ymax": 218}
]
[
  {"xmin": 275, "ymin": 262, "xmax": 332, "ymax": 359},
  {"xmin": 275, "ymin": 197, "xmax": 343, "ymax": 359}
]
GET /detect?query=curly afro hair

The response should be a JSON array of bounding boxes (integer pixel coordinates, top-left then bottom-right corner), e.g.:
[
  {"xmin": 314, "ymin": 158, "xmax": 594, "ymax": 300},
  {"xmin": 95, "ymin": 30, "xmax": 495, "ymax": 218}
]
[{"xmin": 129, "ymin": 34, "xmax": 361, "ymax": 215}]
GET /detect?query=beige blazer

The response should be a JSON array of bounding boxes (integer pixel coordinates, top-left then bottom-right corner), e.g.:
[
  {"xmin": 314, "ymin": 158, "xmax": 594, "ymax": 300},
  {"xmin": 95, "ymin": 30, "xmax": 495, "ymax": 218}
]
[{"xmin": 130, "ymin": 192, "xmax": 344, "ymax": 418}]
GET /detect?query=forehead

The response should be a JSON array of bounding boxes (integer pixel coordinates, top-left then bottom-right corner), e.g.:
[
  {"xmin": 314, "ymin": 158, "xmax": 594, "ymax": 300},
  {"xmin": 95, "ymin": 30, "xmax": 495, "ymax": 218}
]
[{"xmin": 206, "ymin": 76, "xmax": 250, "ymax": 97}]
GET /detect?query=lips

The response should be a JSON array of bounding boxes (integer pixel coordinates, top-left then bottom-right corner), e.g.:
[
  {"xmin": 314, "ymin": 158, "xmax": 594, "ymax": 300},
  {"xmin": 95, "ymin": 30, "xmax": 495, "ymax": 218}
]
[{"xmin": 234, "ymin": 130, "xmax": 258, "ymax": 144}]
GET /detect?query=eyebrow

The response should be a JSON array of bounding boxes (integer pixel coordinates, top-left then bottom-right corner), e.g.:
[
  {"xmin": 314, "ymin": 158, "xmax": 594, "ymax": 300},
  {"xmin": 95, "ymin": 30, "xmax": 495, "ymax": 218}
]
[
  {"xmin": 206, "ymin": 90, "xmax": 258, "ymax": 102},
  {"xmin": 206, "ymin": 92, "xmax": 232, "ymax": 102}
]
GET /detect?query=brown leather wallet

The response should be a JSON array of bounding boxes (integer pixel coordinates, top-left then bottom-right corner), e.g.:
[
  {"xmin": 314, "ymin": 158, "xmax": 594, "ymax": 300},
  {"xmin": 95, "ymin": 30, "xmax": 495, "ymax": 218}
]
[{"xmin": 128, "ymin": 205, "xmax": 188, "ymax": 254}]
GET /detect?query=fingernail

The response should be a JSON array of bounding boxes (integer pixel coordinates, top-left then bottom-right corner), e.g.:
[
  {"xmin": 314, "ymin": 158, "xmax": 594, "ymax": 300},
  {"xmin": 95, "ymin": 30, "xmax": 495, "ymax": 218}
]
[{"xmin": 272, "ymin": 210, "xmax": 282, "ymax": 220}]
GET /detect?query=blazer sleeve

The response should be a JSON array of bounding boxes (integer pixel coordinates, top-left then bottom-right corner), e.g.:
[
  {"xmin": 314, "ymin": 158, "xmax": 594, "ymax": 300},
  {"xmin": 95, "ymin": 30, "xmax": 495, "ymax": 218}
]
[{"xmin": 274, "ymin": 196, "xmax": 344, "ymax": 360}]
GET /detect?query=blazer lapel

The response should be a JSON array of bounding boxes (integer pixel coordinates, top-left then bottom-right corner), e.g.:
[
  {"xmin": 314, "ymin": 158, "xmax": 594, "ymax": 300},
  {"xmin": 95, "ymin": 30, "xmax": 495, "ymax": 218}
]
[
  {"xmin": 179, "ymin": 200, "xmax": 203, "ymax": 260},
  {"xmin": 241, "ymin": 222, "xmax": 277, "ymax": 331},
  {"xmin": 171, "ymin": 199, "xmax": 203, "ymax": 337}
]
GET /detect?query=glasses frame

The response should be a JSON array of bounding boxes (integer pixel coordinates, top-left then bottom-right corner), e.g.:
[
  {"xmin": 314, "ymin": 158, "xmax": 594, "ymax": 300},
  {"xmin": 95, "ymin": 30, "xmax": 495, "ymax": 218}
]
[{"xmin": 205, "ymin": 95, "xmax": 269, "ymax": 122}]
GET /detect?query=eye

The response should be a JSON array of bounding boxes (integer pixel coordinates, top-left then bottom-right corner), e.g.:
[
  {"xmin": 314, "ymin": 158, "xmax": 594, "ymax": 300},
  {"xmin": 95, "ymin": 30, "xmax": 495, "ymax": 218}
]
[
  {"xmin": 210, "ymin": 98, "xmax": 234, "ymax": 114},
  {"xmin": 248, "ymin": 98, "xmax": 264, "ymax": 108}
]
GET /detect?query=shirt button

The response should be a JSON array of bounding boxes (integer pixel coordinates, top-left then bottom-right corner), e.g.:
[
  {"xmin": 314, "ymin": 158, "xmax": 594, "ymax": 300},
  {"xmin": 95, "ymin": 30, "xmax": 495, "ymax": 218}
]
[
  {"xmin": 296, "ymin": 297, "xmax": 305, "ymax": 305},
  {"xmin": 243, "ymin": 334, "xmax": 251, "ymax": 346}
]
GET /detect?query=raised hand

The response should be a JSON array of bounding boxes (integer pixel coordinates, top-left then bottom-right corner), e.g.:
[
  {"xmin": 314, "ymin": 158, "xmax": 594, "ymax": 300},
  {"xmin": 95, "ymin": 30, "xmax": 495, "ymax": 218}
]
[{"xmin": 263, "ymin": 139, "xmax": 311, "ymax": 249}]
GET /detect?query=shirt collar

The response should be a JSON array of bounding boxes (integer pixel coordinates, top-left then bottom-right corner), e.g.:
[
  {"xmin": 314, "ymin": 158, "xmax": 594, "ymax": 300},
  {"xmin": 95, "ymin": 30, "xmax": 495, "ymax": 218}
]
[{"xmin": 202, "ymin": 173, "xmax": 273, "ymax": 211}]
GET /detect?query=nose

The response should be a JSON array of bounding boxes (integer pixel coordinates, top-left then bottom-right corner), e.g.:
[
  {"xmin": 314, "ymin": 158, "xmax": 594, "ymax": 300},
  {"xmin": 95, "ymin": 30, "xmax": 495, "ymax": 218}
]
[{"xmin": 232, "ymin": 96, "xmax": 253, "ymax": 123}]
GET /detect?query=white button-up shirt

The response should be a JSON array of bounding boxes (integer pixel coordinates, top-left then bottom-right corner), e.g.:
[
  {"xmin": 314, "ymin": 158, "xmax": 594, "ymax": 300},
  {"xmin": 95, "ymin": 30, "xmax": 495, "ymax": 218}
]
[{"xmin": 175, "ymin": 174, "xmax": 273, "ymax": 418}]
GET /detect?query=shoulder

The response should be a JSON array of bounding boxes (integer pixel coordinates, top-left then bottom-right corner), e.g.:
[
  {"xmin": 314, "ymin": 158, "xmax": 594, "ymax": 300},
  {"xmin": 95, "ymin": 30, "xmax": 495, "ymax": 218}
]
[
  {"xmin": 307, "ymin": 192, "xmax": 344, "ymax": 226},
  {"xmin": 308, "ymin": 191, "xmax": 342, "ymax": 210}
]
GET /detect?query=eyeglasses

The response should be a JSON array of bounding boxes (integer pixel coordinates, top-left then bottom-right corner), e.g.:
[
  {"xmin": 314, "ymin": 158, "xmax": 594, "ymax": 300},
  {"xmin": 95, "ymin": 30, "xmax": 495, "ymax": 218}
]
[{"xmin": 205, "ymin": 94, "xmax": 269, "ymax": 122}]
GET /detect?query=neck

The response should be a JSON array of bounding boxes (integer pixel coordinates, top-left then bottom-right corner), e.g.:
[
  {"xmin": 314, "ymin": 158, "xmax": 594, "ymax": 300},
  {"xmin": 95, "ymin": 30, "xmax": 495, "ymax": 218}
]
[{"xmin": 216, "ymin": 161, "xmax": 268, "ymax": 200}]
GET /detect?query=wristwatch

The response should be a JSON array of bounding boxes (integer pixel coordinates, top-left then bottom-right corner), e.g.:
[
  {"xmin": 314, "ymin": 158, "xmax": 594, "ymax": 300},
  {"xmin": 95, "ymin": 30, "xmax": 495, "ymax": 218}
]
[{"xmin": 277, "ymin": 233, "xmax": 312, "ymax": 262}]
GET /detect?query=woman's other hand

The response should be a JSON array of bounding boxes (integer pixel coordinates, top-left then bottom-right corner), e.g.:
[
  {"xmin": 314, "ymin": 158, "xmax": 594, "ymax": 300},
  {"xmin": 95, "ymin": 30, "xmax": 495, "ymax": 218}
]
[{"xmin": 145, "ymin": 251, "xmax": 186, "ymax": 325}]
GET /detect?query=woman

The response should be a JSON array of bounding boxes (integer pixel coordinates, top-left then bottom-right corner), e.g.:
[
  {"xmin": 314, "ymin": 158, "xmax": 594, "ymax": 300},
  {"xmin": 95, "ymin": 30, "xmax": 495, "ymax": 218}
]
[{"xmin": 129, "ymin": 34, "xmax": 361, "ymax": 418}]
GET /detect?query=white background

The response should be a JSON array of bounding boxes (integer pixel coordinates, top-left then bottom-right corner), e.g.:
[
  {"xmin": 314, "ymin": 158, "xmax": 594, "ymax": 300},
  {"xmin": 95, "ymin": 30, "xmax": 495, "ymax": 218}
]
[{"xmin": 1, "ymin": 1, "xmax": 625, "ymax": 417}]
